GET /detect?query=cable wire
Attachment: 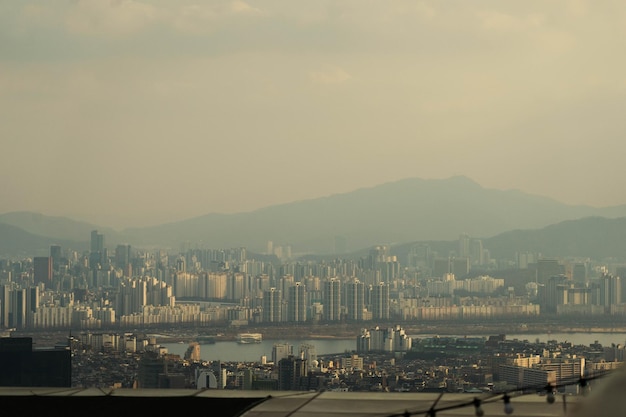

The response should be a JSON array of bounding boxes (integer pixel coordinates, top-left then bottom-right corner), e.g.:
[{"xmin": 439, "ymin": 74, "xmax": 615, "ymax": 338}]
[{"xmin": 384, "ymin": 369, "xmax": 614, "ymax": 417}]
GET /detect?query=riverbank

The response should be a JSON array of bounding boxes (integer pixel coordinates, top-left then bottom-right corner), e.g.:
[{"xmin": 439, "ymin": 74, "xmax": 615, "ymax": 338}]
[{"xmin": 12, "ymin": 319, "xmax": 626, "ymax": 346}]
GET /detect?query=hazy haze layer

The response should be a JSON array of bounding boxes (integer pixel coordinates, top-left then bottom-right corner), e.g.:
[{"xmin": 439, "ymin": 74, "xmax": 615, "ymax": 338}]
[{"xmin": 2, "ymin": 0, "xmax": 625, "ymax": 229}]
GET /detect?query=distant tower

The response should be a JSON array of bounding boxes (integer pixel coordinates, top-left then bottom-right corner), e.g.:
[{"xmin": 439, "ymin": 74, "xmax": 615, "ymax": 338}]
[
  {"xmin": 10, "ymin": 288, "xmax": 27, "ymax": 329},
  {"xmin": 323, "ymin": 278, "xmax": 341, "ymax": 321},
  {"xmin": 459, "ymin": 233, "xmax": 470, "ymax": 258},
  {"xmin": 33, "ymin": 256, "xmax": 52, "ymax": 286},
  {"xmin": 287, "ymin": 282, "xmax": 307, "ymax": 323},
  {"xmin": 90, "ymin": 230, "xmax": 104, "ymax": 253},
  {"xmin": 89, "ymin": 230, "xmax": 105, "ymax": 269},
  {"xmin": 114, "ymin": 244, "xmax": 132, "ymax": 270},
  {"xmin": 598, "ymin": 274, "xmax": 621, "ymax": 307},
  {"xmin": 262, "ymin": 288, "xmax": 282, "ymax": 323},
  {"xmin": 49, "ymin": 245, "xmax": 62, "ymax": 270},
  {"xmin": 371, "ymin": 282, "xmax": 389, "ymax": 320},
  {"xmin": 272, "ymin": 343, "xmax": 293, "ymax": 364},
  {"xmin": 470, "ymin": 239, "xmax": 484, "ymax": 265},
  {"xmin": 299, "ymin": 343, "xmax": 317, "ymax": 371},
  {"xmin": 345, "ymin": 278, "xmax": 365, "ymax": 321},
  {"xmin": 368, "ymin": 245, "xmax": 389, "ymax": 269},
  {"xmin": 0, "ymin": 285, "xmax": 11, "ymax": 328}
]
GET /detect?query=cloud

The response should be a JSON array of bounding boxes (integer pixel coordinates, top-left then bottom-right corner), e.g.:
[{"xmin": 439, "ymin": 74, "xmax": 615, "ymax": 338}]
[
  {"xmin": 171, "ymin": 1, "xmax": 264, "ymax": 35},
  {"xmin": 64, "ymin": 0, "xmax": 161, "ymax": 37},
  {"xmin": 309, "ymin": 66, "xmax": 351, "ymax": 84},
  {"xmin": 476, "ymin": 10, "xmax": 545, "ymax": 32}
]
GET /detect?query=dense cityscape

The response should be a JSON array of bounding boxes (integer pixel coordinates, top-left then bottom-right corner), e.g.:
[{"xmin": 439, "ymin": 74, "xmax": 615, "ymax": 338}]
[
  {"xmin": 2, "ymin": 228, "xmax": 626, "ymax": 397},
  {"xmin": 3, "ymin": 230, "xmax": 626, "ymax": 332}
]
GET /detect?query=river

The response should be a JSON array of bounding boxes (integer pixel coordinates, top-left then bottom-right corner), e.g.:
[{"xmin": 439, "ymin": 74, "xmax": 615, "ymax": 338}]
[{"xmin": 161, "ymin": 331, "xmax": 626, "ymax": 362}]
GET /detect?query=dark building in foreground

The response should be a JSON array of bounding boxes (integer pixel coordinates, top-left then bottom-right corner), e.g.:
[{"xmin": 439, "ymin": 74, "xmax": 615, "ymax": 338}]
[
  {"xmin": 0, "ymin": 337, "xmax": 71, "ymax": 387},
  {"xmin": 278, "ymin": 355, "xmax": 307, "ymax": 390}
]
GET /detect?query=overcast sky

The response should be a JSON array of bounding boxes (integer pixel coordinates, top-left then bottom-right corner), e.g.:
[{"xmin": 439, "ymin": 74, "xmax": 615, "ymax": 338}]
[{"xmin": 2, "ymin": 0, "xmax": 626, "ymax": 229}]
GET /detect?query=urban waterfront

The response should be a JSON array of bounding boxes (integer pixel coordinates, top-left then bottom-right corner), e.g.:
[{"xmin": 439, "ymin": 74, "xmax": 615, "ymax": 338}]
[{"xmin": 162, "ymin": 331, "xmax": 626, "ymax": 362}]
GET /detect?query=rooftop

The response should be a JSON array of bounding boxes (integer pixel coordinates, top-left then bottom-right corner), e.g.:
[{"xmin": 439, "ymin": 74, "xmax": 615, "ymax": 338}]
[{"xmin": 0, "ymin": 387, "xmax": 588, "ymax": 417}]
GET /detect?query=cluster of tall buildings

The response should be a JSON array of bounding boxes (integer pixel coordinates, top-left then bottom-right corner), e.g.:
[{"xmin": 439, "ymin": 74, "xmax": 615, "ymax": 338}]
[{"xmin": 2, "ymin": 230, "xmax": 626, "ymax": 331}]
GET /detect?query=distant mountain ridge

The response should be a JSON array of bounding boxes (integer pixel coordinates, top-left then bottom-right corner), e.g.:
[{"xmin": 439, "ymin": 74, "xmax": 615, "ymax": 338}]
[
  {"xmin": 0, "ymin": 222, "xmax": 87, "ymax": 258},
  {"xmin": 386, "ymin": 216, "xmax": 626, "ymax": 264},
  {"xmin": 2, "ymin": 176, "xmax": 626, "ymax": 257}
]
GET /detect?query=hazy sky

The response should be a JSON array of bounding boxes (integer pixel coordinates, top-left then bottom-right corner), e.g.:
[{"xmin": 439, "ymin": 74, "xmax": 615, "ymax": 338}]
[{"xmin": 2, "ymin": 0, "xmax": 626, "ymax": 229}]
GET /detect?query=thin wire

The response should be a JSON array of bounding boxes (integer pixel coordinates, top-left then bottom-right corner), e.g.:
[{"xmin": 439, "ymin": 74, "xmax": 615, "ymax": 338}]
[
  {"xmin": 426, "ymin": 391, "xmax": 445, "ymax": 417},
  {"xmin": 281, "ymin": 390, "xmax": 326, "ymax": 417},
  {"xmin": 383, "ymin": 368, "xmax": 614, "ymax": 417}
]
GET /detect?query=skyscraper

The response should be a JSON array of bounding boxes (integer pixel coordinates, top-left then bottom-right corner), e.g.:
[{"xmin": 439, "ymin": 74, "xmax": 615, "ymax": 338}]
[
  {"xmin": 90, "ymin": 230, "xmax": 104, "ymax": 253},
  {"xmin": 10, "ymin": 288, "xmax": 26, "ymax": 329},
  {"xmin": 89, "ymin": 230, "xmax": 105, "ymax": 269},
  {"xmin": 344, "ymin": 278, "xmax": 365, "ymax": 321},
  {"xmin": 262, "ymin": 288, "xmax": 282, "ymax": 323},
  {"xmin": 114, "ymin": 244, "xmax": 131, "ymax": 270},
  {"xmin": 371, "ymin": 282, "xmax": 389, "ymax": 320},
  {"xmin": 49, "ymin": 245, "xmax": 62, "ymax": 270},
  {"xmin": 459, "ymin": 233, "xmax": 470, "ymax": 258},
  {"xmin": 323, "ymin": 278, "xmax": 341, "ymax": 322},
  {"xmin": 0, "ymin": 285, "xmax": 11, "ymax": 328},
  {"xmin": 287, "ymin": 282, "xmax": 307, "ymax": 323},
  {"xmin": 33, "ymin": 257, "xmax": 52, "ymax": 286}
]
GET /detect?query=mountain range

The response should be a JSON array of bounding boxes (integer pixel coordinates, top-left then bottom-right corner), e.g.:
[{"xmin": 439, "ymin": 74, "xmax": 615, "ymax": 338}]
[{"xmin": 2, "ymin": 175, "xmax": 626, "ymax": 260}]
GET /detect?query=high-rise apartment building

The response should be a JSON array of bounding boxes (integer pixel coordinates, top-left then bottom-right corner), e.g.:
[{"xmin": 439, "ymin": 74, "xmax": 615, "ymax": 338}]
[
  {"xmin": 371, "ymin": 282, "xmax": 389, "ymax": 320},
  {"xmin": 298, "ymin": 343, "xmax": 317, "ymax": 371},
  {"xmin": 227, "ymin": 272, "xmax": 247, "ymax": 301},
  {"xmin": 344, "ymin": 278, "xmax": 365, "ymax": 321},
  {"xmin": 262, "ymin": 288, "xmax": 282, "ymax": 323},
  {"xmin": 0, "ymin": 285, "xmax": 11, "ymax": 328},
  {"xmin": 540, "ymin": 275, "xmax": 570, "ymax": 314},
  {"xmin": 287, "ymin": 282, "xmax": 307, "ymax": 323},
  {"xmin": 10, "ymin": 288, "xmax": 27, "ymax": 329},
  {"xmin": 597, "ymin": 274, "xmax": 621, "ymax": 308},
  {"xmin": 323, "ymin": 278, "xmax": 341, "ymax": 322},
  {"xmin": 272, "ymin": 343, "xmax": 293, "ymax": 364}
]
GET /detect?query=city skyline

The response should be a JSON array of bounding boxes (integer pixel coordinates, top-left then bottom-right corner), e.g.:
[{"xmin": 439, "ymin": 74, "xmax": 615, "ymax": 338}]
[{"xmin": 2, "ymin": 1, "xmax": 626, "ymax": 229}]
